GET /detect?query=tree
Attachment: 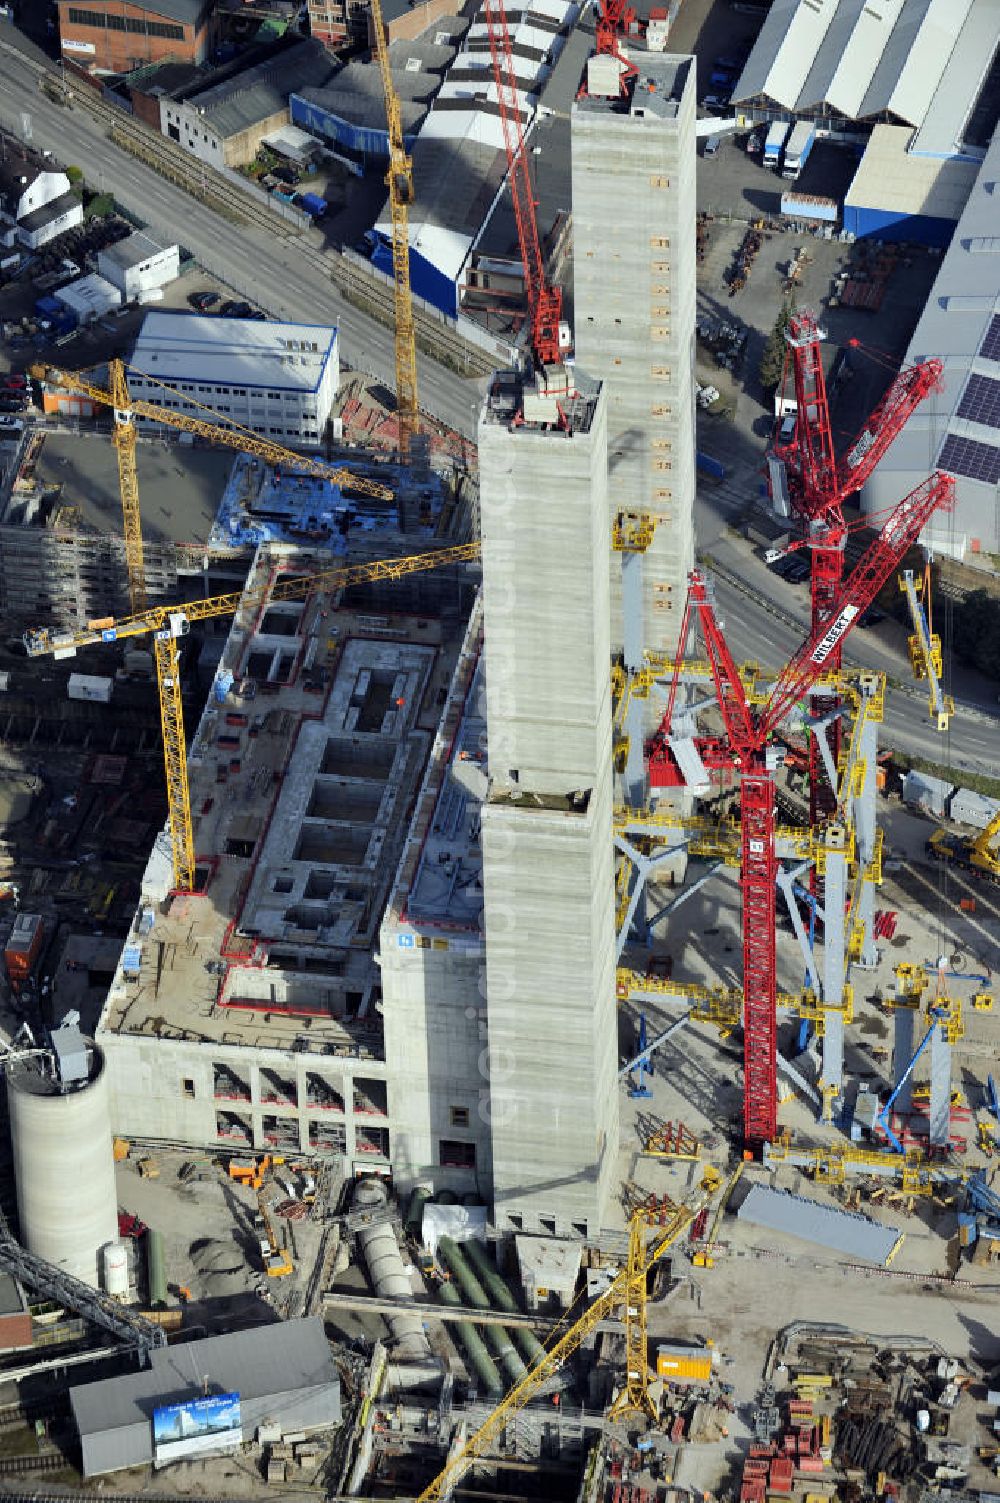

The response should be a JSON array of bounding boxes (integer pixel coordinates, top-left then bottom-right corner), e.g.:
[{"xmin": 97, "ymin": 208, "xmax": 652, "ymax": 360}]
[
  {"xmin": 952, "ymin": 589, "xmax": 1000, "ymax": 681},
  {"xmin": 759, "ymin": 299, "xmax": 794, "ymax": 393},
  {"xmin": 65, "ymin": 166, "xmax": 84, "ymax": 185}
]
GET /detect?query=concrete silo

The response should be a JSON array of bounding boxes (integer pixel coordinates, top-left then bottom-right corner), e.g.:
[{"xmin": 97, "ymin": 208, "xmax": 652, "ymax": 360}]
[{"xmin": 6, "ymin": 1027, "xmax": 118, "ymax": 1287}]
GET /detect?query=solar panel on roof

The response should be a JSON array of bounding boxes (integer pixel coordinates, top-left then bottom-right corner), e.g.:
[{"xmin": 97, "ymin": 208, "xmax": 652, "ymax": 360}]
[
  {"xmin": 939, "ymin": 433, "xmax": 1000, "ymax": 486},
  {"xmin": 982, "ymin": 314, "xmax": 1000, "ymax": 363},
  {"xmin": 957, "ymin": 373, "xmax": 1000, "ymax": 428}
]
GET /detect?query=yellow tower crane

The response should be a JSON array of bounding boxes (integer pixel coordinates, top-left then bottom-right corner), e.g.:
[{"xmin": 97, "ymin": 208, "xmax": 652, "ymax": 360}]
[
  {"xmin": 32, "ymin": 363, "xmax": 395, "ymax": 501},
  {"xmin": 369, "ymin": 0, "xmax": 420, "ymax": 462},
  {"xmin": 414, "ymin": 1200, "xmax": 701, "ymax": 1503},
  {"xmin": 108, "ymin": 359, "xmax": 146, "ymax": 613},
  {"xmin": 25, "ymin": 543, "xmax": 480, "ymax": 892}
]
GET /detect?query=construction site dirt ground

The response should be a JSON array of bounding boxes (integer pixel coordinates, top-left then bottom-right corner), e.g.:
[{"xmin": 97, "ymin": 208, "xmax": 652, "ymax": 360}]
[{"xmin": 113, "ymin": 1150, "xmax": 328, "ymax": 1329}]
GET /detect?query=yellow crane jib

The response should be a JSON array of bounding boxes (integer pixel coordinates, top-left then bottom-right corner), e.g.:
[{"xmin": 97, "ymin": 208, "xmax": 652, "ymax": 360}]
[
  {"xmin": 415, "ymin": 1201, "xmax": 700, "ymax": 1503},
  {"xmin": 25, "ymin": 543, "xmax": 480, "ymax": 891},
  {"xmin": 899, "ymin": 567, "xmax": 953, "ymax": 730},
  {"xmin": 32, "ymin": 364, "xmax": 395, "ymax": 502},
  {"xmin": 369, "ymin": 0, "xmax": 419, "ymax": 463}
]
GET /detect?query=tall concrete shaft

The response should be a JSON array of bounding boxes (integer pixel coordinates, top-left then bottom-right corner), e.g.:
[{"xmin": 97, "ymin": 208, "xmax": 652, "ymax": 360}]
[
  {"xmin": 479, "ymin": 373, "xmax": 618, "ymax": 1238},
  {"xmin": 572, "ymin": 52, "xmax": 697, "ymax": 664}
]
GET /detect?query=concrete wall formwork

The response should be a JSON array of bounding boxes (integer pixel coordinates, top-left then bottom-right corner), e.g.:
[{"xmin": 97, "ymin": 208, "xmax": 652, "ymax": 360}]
[
  {"xmin": 572, "ymin": 53, "xmax": 698, "ymax": 663},
  {"xmin": 6, "ymin": 1046, "xmax": 119, "ymax": 1288}
]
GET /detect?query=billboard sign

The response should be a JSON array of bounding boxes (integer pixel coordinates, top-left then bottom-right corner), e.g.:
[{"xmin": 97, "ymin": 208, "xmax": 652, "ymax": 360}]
[{"xmin": 152, "ymin": 1392, "xmax": 242, "ymax": 1464}]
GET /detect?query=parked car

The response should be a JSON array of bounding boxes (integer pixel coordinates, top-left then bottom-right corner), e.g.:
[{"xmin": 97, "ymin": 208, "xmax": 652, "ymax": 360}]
[
  {"xmin": 714, "ymin": 53, "xmax": 744, "ymax": 70},
  {"xmin": 221, "ymin": 300, "xmax": 253, "ymax": 318},
  {"xmin": 246, "ymin": 309, "xmax": 266, "ymax": 321},
  {"xmin": 785, "ymin": 558, "xmax": 810, "ymax": 584},
  {"xmin": 703, "ymin": 135, "xmax": 722, "ymax": 157},
  {"xmin": 188, "ymin": 290, "xmax": 219, "ymax": 311},
  {"xmin": 2, "ymin": 373, "xmax": 27, "ymax": 390},
  {"xmin": 701, "ymin": 94, "xmax": 731, "ymax": 114}
]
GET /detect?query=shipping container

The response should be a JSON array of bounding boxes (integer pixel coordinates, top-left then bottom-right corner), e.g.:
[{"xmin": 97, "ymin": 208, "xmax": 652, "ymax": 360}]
[
  {"xmin": 67, "ymin": 673, "xmax": 113, "ymax": 704},
  {"xmin": 696, "ymin": 451, "xmax": 726, "ymax": 480},
  {"xmin": 4, "ymin": 912, "xmax": 44, "ymax": 992},
  {"xmin": 656, "ymin": 1342, "xmax": 713, "ymax": 1382},
  {"xmin": 947, "ymin": 787, "xmax": 1000, "ymax": 830},
  {"xmin": 780, "ymin": 191, "xmax": 838, "ymax": 223}
]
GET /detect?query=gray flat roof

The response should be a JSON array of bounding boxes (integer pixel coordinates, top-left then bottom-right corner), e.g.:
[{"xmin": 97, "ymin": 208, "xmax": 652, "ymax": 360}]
[
  {"xmin": 71, "ymin": 1316, "xmax": 337, "ymax": 1436},
  {"xmin": 131, "ymin": 311, "xmax": 337, "ymax": 395},
  {"xmin": 100, "ymin": 231, "xmax": 176, "ymax": 272},
  {"xmin": 736, "ymin": 1182, "xmax": 902, "ymax": 1265}
]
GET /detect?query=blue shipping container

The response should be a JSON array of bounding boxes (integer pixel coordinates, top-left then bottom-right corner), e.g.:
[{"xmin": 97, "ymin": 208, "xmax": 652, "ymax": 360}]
[{"xmin": 696, "ymin": 451, "xmax": 726, "ymax": 481}]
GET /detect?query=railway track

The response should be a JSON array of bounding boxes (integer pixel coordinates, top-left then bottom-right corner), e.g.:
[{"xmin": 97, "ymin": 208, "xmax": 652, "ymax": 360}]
[
  {"xmin": 30, "ymin": 58, "xmax": 498, "ymax": 379},
  {"xmin": 0, "ymin": 1453, "xmax": 68, "ymax": 1478}
]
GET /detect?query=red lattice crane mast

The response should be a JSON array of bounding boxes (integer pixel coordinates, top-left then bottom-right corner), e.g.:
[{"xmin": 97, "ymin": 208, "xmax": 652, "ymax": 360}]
[
  {"xmin": 648, "ymin": 470, "xmax": 955, "ymax": 1146},
  {"xmin": 770, "ymin": 315, "xmax": 943, "ymax": 820},
  {"xmin": 482, "ymin": 0, "xmax": 563, "ymax": 367}
]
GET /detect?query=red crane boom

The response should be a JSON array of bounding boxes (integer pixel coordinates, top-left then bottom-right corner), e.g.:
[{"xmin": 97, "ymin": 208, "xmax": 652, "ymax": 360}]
[
  {"xmin": 651, "ymin": 470, "xmax": 954, "ymax": 1145},
  {"xmin": 770, "ymin": 312, "xmax": 944, "ymax": 824},
  {"xmin": 482, "ymin": 0, "xmax": 563, "ymax": 367}
]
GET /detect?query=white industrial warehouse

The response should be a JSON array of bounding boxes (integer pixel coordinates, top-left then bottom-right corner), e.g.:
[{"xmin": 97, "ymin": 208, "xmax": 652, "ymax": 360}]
[
  {"xmin": 732, "ymin": 0, "xmax": 1000, "ymax": 155},
  {"xmin": 862, "ymin": 120, "xmax": 1000, "ymax": 555}
]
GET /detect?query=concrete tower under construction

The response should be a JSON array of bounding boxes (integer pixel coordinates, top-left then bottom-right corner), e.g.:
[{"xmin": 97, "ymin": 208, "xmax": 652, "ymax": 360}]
[
  {"xmin": 571, "ymin": 51, "xmax": 698, "ymax": 663},
  {"xmin": 477, "ymin": 369, "xmax": 618, "ymax": 1238}
]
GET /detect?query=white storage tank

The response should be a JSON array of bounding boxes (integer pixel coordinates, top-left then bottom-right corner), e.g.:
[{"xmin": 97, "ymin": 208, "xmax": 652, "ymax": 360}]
[
  {"xmin": 6, "ymin": 1033, "xmax": 119, "ymax": 1288},
  {"xmin": 102, "ymin": 1240, "xmax": 129, "ymax": 1298}
]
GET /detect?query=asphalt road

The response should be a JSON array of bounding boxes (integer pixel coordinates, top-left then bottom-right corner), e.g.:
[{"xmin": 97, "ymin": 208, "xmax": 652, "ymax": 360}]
[{"xmin": 0, "ymin": 39, "xmax": 484, "ymax": 438}]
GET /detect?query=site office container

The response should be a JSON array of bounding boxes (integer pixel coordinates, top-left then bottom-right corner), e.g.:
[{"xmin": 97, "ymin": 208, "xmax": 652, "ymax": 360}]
[
  {"xmin": 4, "ymin": 913, "xmax": 44, "ymax": 991},
  {"xmin": 655, "ymin": 1343, "xmax": 713, "ymax": 1382}
]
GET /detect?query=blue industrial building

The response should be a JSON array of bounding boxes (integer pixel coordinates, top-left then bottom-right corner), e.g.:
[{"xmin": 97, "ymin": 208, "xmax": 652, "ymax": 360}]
[{"xmin": 842, "ymin": 125, "xmax": 979, "ymax": 247}]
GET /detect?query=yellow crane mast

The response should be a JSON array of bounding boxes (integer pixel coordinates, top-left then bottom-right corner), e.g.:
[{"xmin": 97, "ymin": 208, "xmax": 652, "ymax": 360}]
[
  {"xmin": 32, "ymin": 363, "xmax": 395, "ymax": 501},
  {"xmin": 369, "ymin": 0, "xmax": 420, "ymax": 462},
  {"xmin": 26, "ymin": 542, "xmax": 480, "ymax": 892},
  {"xmin": 108, "ymin": 359, "xmax": 146, "ymax": 613},
  {"xmin": 415, "ymin": 1200, "xmax": 700, "ymax": 1503}
]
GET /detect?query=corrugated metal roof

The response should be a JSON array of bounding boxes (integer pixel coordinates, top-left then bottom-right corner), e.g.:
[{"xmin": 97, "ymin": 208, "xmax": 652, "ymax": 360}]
[
  {"xmin": 911, "ymin": 0, "xmax": 1000, "ymax": 155},
  {"xmin": 733, "ymin": 0, "xmax": 990, "ymax": 130},
  {"xmin": 186, "ymin": 38, "xmax": 335, "ymax": 139},
  {"xmin": 860, "ymin": 0, "xmax": 971, "ymax": 126},
  {"xmin": 71, "ymin": 1317, "xmax": 338, "ymax": 1437},
  {"xmin": 861, "ymin": 122, "xmax": 1000, "ymax": 544},
  {"xmin": 736, "ymin": 1183, "xmax": 903, "ymax": 1264},
  {"xmin": 374, "ymin": 0, "xmax": 580, "ymax": 282}
]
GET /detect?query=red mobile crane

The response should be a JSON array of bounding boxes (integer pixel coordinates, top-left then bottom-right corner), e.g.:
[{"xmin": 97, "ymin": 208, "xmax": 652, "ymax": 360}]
[
  {"xmin": 648, "ymin": 470, "xmax": 955, "ymax": 1145},
  {"xmin": 482, "ymin": 0, "xmax": 564, "ymax": 368},
  {"xmin": 769, "ymin": 315, "xmax": 943, "ymax": 819}
]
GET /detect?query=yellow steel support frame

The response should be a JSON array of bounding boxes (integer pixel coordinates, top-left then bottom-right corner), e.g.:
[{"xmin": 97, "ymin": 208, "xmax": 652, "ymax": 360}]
[
  {"xmin": 415, "ymin": 1203, "xmax": 698, "ymax": 1503},
  {"xmin": 154, "ymin": 632, "xmax": 195, "ymax": 892},
  {"xmin": 33, "ymin": 365, "xmax": 394, "ymax": 501},
  {"xmin": 109, "ymin": 359, "xmax": 146, "ymax": 614},
  {"xmin": 369, "ymin": 0, "xmax": 419, "ymax": 462}
]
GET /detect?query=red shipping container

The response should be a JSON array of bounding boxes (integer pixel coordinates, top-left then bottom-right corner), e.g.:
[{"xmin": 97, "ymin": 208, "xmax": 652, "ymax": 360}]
[
  {"xmin": 4, "ymin": 912, "xmax": 44, "ymax": 990},
  {"xmin": 797, "ymin": 1455, "xmax": 824, "ymax": 1472}
]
